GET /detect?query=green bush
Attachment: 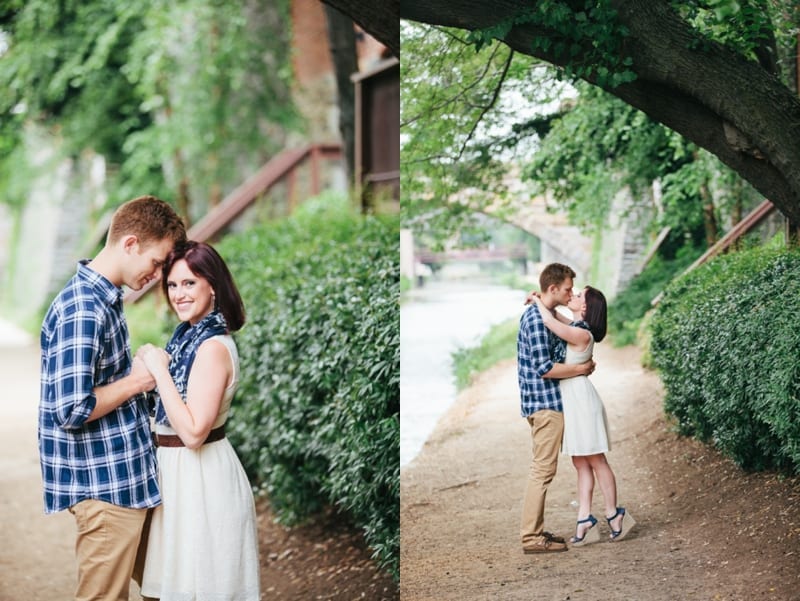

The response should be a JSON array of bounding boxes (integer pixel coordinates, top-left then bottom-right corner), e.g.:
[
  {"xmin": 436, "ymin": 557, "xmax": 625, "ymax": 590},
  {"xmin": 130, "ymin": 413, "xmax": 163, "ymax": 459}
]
[
  {"xmin": 452, "ymin": 318, "xmax": 518, "ymax": 390},
  {"xmin": 126, "ymin": 294, "xmax": 177, "ymax": 351},
  {"xmin": 216, "ymin": 194, "xmax": 399, "ymax": 578},
  {"xmin": 649, "ymin": 242, "xmax": 800, "ymax": 473}
]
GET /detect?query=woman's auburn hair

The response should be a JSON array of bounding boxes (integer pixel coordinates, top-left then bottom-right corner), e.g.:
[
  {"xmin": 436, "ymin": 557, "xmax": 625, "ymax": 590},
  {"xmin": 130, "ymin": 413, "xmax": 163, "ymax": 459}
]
[{"xmin": 583, "ymin": 285, "xmax": 607, "ymax": 343}]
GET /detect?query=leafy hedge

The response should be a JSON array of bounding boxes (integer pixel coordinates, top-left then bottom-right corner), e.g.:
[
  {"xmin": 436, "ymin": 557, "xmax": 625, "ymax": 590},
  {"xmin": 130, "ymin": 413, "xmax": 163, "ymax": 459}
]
[
  {"xmin": 216, "ymin": 195, "xmax": 399, "ymax": 578},
  {"xmin": 649, "ymin": 242, "xmax": 800, "ymax": 473}
]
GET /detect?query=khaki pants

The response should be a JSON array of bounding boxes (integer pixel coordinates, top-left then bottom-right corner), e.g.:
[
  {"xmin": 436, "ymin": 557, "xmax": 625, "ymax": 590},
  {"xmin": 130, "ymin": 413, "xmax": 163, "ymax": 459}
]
[
  {"xmin": 68, "ymin": 499, "xmax": 149, "ymax": 601},
  {"xmin": 519, "ymin": 409, "xmax": 564, "ymax": 545},
  {"xmin": 132, "ymin": 508, "xmax": 158, "ymax": 601}
]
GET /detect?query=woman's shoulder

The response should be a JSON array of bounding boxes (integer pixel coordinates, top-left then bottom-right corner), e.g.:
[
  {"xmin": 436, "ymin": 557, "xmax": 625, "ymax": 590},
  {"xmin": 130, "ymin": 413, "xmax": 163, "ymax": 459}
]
[
  {"xmin": 567, "ymin": 320, "xmax": 594, "ymax": 351},
  {"xmin": 196, "ymin": 336, "xmax": 238, "ymax": 380},
  {"xmin": 197, "ymin": 334, "xmax": 236, "ymax": 356},
  {"xmin": 570, "ymin": 320, "xmax": 592, "ymax": 332}
]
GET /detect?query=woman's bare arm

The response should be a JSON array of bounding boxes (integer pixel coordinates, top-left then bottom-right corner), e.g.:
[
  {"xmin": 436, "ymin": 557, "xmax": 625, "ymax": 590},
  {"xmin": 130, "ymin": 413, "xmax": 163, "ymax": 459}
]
[{"xmin": 534, "ymin": 298, "xmax": 591, "ymax": 348}]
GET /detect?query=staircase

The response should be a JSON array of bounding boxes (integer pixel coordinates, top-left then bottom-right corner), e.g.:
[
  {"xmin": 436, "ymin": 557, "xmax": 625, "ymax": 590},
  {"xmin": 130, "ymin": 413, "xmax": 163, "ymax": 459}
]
[{"xmin": 125, "ymin": 142, "xmax": 342, "ymax": 303}]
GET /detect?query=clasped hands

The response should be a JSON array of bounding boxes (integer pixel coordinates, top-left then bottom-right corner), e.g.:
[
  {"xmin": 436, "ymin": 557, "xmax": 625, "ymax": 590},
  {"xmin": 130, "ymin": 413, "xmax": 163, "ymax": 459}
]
[
  {"xmin": 136, "ymin": 344, "xmax": 171, "ymax": 371},
  {"xmin": 130, "ymin": 344, "xmax": 171, "ymax": 392}
]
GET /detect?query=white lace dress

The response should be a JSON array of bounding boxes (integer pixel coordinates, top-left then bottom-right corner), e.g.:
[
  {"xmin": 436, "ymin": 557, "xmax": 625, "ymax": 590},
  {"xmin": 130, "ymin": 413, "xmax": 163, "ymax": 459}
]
[
  {"xmin": 561, "ymin": 333, "xmax": 612, "ymax": 456},
  {"xmin": 140, "ymin": 335, "xmax": 260, "ymax": 601}
]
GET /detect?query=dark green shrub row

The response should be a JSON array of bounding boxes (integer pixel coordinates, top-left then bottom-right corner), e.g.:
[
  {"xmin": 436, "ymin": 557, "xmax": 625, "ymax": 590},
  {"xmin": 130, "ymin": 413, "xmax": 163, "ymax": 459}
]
[
  {"xmin": 216, "ymin": 195, "xmax": 399, "ymax": 578},
  {"xmin": 649, "ymin": 242, "xmax": 800, "ymax": 473}
]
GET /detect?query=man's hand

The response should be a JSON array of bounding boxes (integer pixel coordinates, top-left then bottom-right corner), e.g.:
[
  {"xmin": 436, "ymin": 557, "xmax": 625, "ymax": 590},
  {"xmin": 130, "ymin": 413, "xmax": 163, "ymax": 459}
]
[
  {"xmin": 87, "ymin": 354, "xmax": 157, "ymax": 422},
  {"xmin": 577, "ymin": 359, "xmax": 596, "ymax": 376},
  {"xmin": 130, "ymin": 355, "xmax": 157, "ymax": 392}
]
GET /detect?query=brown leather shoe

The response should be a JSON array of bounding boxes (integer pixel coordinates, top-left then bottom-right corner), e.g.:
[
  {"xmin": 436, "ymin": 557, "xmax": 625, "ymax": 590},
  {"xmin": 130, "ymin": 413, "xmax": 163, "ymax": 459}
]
[
  {"xmin": 523, "ymin": 538, "xmax": 568, "ymax": 554},
  {"xmin": 543, "ymin": 531, "xmax": 566, "ymax": 544}
]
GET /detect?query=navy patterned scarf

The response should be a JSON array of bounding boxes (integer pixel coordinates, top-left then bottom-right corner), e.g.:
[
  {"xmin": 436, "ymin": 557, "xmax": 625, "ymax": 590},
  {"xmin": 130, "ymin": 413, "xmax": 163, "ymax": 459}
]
[
  {"xmin": 155, "ymin": 310, "xmax": 228, "ymax": 426},
  {"xmin": 549, "ymin": 330, "xmax": 566, "ymax": 364}
]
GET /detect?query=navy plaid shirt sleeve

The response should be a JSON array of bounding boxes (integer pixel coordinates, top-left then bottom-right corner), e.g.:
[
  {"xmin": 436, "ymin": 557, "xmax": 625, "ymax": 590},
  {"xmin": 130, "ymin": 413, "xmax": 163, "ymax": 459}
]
[
  {"xmin": 517, "ymin": 305, "xmax": 562, "ymax": 416},
  {"xmin": 518, "ymin": 306, "xmax": 554, "ymax": 377},
  {"xmin": 47, "ymin": 307, "xmax": 99, "ymax": 430}
]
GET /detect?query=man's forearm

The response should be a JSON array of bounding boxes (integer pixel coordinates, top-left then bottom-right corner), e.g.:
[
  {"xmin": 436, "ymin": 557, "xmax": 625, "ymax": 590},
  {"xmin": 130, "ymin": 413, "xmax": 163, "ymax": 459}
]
[
  {"xmin": 86, "ymin": 374, "xmax": 151, "ymax": 422},
  {"xmin": 543, "ymin": 362, "xmax": 589, "ymax": 379}
]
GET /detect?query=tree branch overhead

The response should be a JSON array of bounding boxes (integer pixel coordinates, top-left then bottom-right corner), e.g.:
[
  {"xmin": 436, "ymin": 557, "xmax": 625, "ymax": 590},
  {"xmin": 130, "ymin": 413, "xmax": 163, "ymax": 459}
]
[{"xmin": 401, "ymin": 0, "xmax": 800, "ymax": 222}]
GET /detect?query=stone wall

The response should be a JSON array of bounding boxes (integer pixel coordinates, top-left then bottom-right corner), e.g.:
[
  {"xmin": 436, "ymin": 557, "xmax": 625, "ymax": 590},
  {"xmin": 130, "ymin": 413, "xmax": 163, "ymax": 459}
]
[
  {"xmin": 0, "ymin": 131, "xmax": 102, "ymax": 323},
  {"xmin": 592, "ymin": 186, "xmax": 653, "ymax": 299},
  {"xmin": 288, "ymin": 0, "xmax": 390, "ymax": 147},
  {"xmin": 506, "ymin": 186, "xmax": 654, "ymax": 299}
]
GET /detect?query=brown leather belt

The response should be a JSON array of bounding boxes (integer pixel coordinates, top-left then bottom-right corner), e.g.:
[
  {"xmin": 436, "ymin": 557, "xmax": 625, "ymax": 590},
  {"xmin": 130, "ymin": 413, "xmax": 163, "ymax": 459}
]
[{"xmin": 156, "ymin": 425, "xmax": 226, "ymax": 448}]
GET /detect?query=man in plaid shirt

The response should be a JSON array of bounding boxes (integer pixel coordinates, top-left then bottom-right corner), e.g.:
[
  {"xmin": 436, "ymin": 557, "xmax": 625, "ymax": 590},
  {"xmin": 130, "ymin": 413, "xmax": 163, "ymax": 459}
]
[
  {"xmin": 39, "ymin": 196, "xmax": 185, "ymax": 600},
  {"xmin": 517, "ymin": 263, "xmax": 595, "ymax": 554}
]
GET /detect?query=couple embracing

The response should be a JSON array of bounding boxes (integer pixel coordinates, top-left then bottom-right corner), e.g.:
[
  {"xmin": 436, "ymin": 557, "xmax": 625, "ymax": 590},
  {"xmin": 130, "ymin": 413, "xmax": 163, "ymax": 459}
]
[
  {"xmin": 38, "ymin": 196, "xmax": 260, "ymax": 600},
  {"xmin": 517, "ymin": 262, "xmax": 635, "ymax": 554}
]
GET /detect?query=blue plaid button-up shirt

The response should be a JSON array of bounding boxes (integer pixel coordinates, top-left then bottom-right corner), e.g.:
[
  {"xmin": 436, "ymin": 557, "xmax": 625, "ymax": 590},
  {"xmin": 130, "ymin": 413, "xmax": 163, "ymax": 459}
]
[
  {"xmin": 38, "ymin": 261, "xmax": 161, "ymax": 514},
  {"xmin": 517, "ymin": 304, "xmax": 564, "ymax": 416}
]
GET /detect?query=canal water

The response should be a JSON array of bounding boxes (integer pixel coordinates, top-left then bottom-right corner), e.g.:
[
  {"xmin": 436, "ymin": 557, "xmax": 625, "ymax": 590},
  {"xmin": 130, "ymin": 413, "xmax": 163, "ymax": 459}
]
[{"xmin": 400, "ymin": 280, "xmax": 526, "ymax": 467}]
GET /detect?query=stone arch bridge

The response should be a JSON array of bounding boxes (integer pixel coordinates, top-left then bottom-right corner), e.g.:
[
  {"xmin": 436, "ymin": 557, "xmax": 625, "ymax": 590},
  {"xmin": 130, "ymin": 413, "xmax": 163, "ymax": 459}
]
[{"xmin": 404, "ymin": 190, "xmax": 650, "ymax": 299}]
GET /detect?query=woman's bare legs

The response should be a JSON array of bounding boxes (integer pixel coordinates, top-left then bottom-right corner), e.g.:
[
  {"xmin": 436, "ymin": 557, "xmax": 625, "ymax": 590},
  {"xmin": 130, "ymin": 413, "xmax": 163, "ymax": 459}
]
[
  {"xmin": 571, "ymin": 455, "xmax": 596, "ymax": 539},
  {"xmin": 586, "ymin": 453, "xmax": 624, "ymax": 535}
]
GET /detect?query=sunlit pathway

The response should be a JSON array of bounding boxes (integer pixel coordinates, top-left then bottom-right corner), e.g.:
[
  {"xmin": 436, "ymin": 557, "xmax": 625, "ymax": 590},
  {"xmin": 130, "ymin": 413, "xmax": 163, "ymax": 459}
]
[
  {"xmin": 0, "ymin": 318, "xmax": 153, "ymax": 600},
  {"xmin": 0, "ymin": 319, "xmax": 76, "ymax": 600},
  {"xmin": 400, "ymin": 341, "xmax": 800, "ymax": 600}
]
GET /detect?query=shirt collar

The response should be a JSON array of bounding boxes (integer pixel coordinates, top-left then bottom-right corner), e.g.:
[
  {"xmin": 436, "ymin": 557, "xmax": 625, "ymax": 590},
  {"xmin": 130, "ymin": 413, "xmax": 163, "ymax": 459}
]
[{"xmin": 77, "ymin": 260, "xmax": 124, "ymax": 307}]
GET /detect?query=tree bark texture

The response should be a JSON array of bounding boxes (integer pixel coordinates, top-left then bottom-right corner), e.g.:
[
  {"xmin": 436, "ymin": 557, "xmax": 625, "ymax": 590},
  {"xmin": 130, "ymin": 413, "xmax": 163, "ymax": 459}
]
[
  {"xmin": 321, "ymin": 0, "xmax": 398, "ymax": 57},
  {"xmin": 400, "ymin": 0, "xmax": 800, "ymax": 222}
]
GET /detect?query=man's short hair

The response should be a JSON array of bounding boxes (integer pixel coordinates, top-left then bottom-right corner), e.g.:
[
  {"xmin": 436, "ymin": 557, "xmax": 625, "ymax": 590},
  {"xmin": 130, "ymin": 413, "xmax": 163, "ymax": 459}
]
[
  {"xmin": 107, "ymin": 196, "xmax": 186, "ymax": 247},
  {"xmin": 539, "ymin": 263, "xmax": 576, "ymax": 291}
]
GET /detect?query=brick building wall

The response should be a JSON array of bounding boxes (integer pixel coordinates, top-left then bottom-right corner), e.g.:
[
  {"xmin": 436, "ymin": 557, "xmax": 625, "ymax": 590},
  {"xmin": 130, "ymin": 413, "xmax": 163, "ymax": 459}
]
[{"xmin": 289, "ymin": 0, "xmax": 390, "ymax": 145}]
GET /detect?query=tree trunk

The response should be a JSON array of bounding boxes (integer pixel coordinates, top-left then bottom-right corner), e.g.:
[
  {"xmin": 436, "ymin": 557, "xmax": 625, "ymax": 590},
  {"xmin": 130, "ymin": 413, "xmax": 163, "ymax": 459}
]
[
  {"xmin": 700, "ymin": 185, "xmax": 718, "ymax": 248},
  {"xmin": 177, "ymin": 173, "xmax": 191, "ymax": 229},
  {"xmin": 321, "ymin": 0, "xmax": 398, "ymax": 57},
  {"xmin": 324, "ymin": 4, "xmax": 358, "ymax": 186},
  {"xmin": 786, "ymin": 218, "xmax": 800, "ymax": 247},
  {"xmin": 399, "ymin": 0, "xmax": 800, "ymax": 223}
]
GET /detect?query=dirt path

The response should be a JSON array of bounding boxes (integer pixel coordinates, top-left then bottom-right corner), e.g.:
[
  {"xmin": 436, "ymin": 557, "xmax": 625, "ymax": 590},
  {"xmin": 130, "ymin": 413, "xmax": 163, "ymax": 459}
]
[
  {"xmin": 400, "ymin": 342, "xmax": 800, "ymax": 601},
  {"xmin": 0, "ymin": 328, "xmax": 76, "ymax": 600}
]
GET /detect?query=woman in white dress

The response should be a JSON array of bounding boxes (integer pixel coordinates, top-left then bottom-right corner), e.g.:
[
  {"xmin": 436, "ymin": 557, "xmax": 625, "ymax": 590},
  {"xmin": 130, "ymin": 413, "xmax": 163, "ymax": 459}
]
[
  {"xmin": 137, "ymin": 241, "xmax": 260, "ymax": 600},
  {"xmin": 533, "ymin": 286, "xmax": 634, "ymax": 545}
]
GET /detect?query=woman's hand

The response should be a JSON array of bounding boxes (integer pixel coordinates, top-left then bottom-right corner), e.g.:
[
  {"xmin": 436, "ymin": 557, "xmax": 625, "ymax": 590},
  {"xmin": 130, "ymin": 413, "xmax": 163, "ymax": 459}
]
[
  {"xmin": 532, "ymin": 295, "xmax": 553, "ymax": 322},
  {"xmin": 136, "ymin": 344, "xmax": 170, "ymax": 374},
  {"xmin": 524, "ymin": 289, "xmax": 541, "ymax": 305}
]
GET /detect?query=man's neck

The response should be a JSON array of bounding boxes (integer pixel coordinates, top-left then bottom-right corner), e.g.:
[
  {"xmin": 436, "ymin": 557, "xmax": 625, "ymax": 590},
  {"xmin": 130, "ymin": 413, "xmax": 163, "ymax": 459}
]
[
  {"xmin": 86, "ymin": 247, "xmax": 122, "ymax": 287},
  {"xmin": 539, "ymin": 294, "xmax": 558, "ymax": 311}
]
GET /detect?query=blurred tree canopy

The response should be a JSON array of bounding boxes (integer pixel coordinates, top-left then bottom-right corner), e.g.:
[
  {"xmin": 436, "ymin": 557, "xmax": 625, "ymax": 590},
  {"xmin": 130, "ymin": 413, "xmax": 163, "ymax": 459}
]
[
  {"xmin": 526, "ymin": 81, "xmax": 763, "ymax": 244},
  {"xmin": 0, "ymin": 0, "xmax": 300, "ymax": 219},
  {"xmin": 400, "ymin": 1, "xmax": 800, "ymax": 245},
  {"xmin": 401, "ymin": 22, "xmax": 555, "ymax": 242}
]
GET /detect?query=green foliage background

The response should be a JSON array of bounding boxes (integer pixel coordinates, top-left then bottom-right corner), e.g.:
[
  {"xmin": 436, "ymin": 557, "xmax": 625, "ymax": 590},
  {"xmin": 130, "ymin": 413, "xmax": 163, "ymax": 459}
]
[
  {"xmin": 0, "ymin": 0, "xmax": 298, "ymax": 215},
  {"xmin": 215, "ymin": 195, "xmax": 399, "ymax": 579},
  {"xmin": 451, "ymin": 318, "xmax": 519, "ymax": 391},
  {"xmin": 649, "ymin": 241, "xmax": 800, "ymax": 474}
]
